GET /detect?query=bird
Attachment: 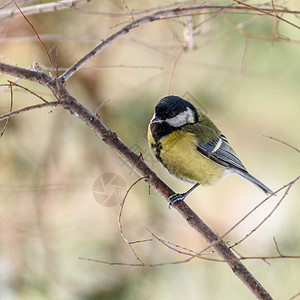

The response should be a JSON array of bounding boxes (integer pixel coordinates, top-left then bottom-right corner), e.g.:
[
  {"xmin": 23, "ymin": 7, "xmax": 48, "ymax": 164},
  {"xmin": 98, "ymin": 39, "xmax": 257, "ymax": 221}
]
[{"xmin": 147, "ymin": 95, "xmax": 273, "ymax": 207}]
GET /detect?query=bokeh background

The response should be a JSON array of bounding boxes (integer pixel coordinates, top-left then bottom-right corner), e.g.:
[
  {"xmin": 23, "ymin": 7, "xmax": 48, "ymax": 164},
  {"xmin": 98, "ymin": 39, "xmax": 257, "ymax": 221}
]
[{"xmin": 0, "ymin": 0, "xmax": 299, "ymax": 299}]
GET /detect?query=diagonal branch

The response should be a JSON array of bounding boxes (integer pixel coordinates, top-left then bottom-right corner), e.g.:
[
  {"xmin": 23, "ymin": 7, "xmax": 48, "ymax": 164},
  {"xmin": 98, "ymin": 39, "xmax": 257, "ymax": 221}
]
[
  {"xmin": 0, "ymin": 42, "xmax": 274, "ymax": 300},
  {"xmin": 42, "ymin": 86, "xmax": 275, "ymax": 300},
  {"xmin": 2, "ymin": 3, "xmax": 299, "ymax": 299}
]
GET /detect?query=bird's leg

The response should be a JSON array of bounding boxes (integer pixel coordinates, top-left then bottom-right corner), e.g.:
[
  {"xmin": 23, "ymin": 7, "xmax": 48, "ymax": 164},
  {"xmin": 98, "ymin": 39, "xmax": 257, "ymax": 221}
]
[{"xmin": 168, "ymin": 183, "xmax": 200, "ymax": 209}]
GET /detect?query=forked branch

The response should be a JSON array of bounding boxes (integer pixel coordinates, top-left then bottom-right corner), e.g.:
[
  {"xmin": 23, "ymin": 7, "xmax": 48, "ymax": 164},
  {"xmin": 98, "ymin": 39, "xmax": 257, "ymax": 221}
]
[
  {"xmin": 3, "ymin": 3, "xmax": 299, "ymax": 298},
  {"xmin": 0, "ymin": 61, "xmax": 272, "ymax": 299}
]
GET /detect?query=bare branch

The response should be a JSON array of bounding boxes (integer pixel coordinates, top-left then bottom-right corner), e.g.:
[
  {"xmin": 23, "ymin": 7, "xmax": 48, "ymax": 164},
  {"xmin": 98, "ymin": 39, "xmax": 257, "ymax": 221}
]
[
  {"xmin": 273, "ymin": 237, "xmax": 283, "ymax": 257},
  {"xmin": 289, "ymin": 291, "xmax": 300, "ymax": 300},
  {"xmin": 15, "ymin": 3, "xmax": 62, "ymax": 98},
  {"xmin": 118, "ymin": 176, "xmax": 147, "ymax": 265},
  {"xmin": 0, "ymin": 62, "xmax": 54, "ymax": 86},
  {"xmin": 5, "ymin": 2, "xmax": 300, "ymax": 297},
  {"xmin": 263, "ymin": 135, "xmax": 300, "ymax": 153},
  {"xmin": 232, "ymin": 0, "xmax": 300, "ymax": 30},
  {"xmin": 63, "ymin": 98, "xmax": 273, "ymax": 299},
  {"xmin": 0, "ymin": 101, "xmax": 61, "ymax": 122},
  {"xmin": 147, "ymin": 228, "xmax": 203, "ymax": 257},
  {"xmin": 60, "ymin": 4, "xmax": 300, "ymax": 82},
  {"xmin": 230, "ymin": 176, "xmax": 299, "ymax": 248},
  {"xmin": 219, "ymin": 176, "xmax": 299, "ymax": 246},
  {"xmin": 121, "ymin": 0, "xmax": 134, "ymax": 22},
  {"xmin": 0, "ymin": 0, "xmax": 89, "ymax": 21},
  {"xmin": 0, "ymin": 83, "xmax": 13, "ymax": 138},
  {"xmin": 0, "ymin": 51, "xmax": 274, "ymax": 300},
  {"xmin": 79, "ymin": 247, "xmax": 300, "ymax": 267},
  {"xmin": 78, "ymin": 256, "xmax": 193, "ymax": 267},
  {"xmin": 7, "ymin": 81, "xmax": 49, "ymax": 103}
]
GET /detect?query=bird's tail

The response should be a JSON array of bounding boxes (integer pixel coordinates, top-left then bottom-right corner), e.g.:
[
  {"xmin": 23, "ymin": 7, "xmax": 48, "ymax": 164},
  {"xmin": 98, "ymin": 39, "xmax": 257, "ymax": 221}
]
[{"xmin": 235, "ymin": 170, "xmax": 273, "ymax": 195}]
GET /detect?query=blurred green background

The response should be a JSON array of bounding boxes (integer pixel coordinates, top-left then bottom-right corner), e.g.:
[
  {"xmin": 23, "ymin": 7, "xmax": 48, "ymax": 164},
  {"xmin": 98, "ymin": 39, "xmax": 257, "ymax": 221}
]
[{"xmin": 0, "ymin": 0, "xmax": 299, "ymax": 299}]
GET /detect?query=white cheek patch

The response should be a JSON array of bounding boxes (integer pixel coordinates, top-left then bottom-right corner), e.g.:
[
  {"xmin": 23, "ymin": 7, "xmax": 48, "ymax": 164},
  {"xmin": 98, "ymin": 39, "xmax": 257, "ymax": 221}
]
[{"xmin": 166, "ymin": 107, "xmax": 194, "ymax": 127}]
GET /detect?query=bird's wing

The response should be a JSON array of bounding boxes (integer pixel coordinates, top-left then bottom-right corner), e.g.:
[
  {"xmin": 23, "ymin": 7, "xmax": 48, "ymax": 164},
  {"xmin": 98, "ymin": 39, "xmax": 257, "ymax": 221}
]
[{"xmin": 197, "ymin": 133, "xmax": 247, "ymax": 172}]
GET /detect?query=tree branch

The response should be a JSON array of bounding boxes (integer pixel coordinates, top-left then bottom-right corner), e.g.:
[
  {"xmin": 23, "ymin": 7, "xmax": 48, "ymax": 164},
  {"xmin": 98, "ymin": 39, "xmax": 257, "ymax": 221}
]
[
  {"xmin": 0, "ymin": 101, "xmax": 61, "ymax": 122},
  {"xmin": 0, "ymin": 62, "xmax": 56, "ymax": 87},
  {"xmin": 63, "ymin": 90, "xmax": 273, "ymax": 300},
  {"xmin": 0, "ymin": 0, "xmax": 89, "ymax": 21},
  {"xmin": 0, "ymin": 61, "xmax": 273, "ymax": 299},
  {"xmin": 60, "ymin": 4, "xmax": 300, "ymax": 82}
]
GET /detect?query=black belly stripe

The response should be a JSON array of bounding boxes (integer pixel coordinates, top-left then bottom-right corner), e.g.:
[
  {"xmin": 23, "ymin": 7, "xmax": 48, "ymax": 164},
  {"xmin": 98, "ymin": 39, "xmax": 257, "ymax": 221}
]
[{"xmin": 151, "ymin": 141, "xmax": 163, "ymax": 163}]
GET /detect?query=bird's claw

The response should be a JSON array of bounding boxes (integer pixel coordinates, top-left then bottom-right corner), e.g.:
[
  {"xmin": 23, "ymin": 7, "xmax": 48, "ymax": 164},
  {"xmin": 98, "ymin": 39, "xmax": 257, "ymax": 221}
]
[{"xmin": 168, "ymin": 193, "xmax": 187, "ymax": 209}]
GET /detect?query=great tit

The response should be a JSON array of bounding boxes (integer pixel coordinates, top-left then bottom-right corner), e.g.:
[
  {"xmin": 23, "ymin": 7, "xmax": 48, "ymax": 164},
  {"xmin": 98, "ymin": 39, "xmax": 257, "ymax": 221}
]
[{"xmin": 147, "ymin": 95, "xmax": 273, "ymax": 207}]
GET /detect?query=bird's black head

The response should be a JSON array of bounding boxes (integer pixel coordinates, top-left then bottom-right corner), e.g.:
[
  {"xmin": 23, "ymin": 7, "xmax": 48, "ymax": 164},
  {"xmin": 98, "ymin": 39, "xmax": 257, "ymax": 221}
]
[
  {"xmin": 154, "ymin": 95, "xmax": 198, "ymax": 125},
  {"xmin": 150, "ymin": 95, "xmax": 198, "ymax": 141}
]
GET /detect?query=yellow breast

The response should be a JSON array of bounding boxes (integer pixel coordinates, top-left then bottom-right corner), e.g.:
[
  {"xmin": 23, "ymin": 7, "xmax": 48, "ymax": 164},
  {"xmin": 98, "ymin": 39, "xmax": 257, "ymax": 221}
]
[{"xmin": 149, "ymin": 128, "xmax": 226, "ymax": 185}]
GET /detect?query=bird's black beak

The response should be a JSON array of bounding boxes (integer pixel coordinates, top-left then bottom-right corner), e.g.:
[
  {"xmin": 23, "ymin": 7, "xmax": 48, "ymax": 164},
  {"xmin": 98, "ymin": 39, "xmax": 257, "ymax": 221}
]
[{"xmin": 151, "ymin": 115, "xmax": 163, "ymax": 124}]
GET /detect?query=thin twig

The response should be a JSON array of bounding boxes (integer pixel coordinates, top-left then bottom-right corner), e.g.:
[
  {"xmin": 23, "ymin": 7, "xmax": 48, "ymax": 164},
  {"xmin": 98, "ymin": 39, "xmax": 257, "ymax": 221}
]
[
  {"xmin": 271, "ymin": 0, "xmax": 280, "ymax": 38},
  {"xmin": 121, "ymin": 0, "xmax": 134, "ymax": 22},
  {"xmin": 15, "ymin": 3, "xmax": 55, "ymax": 78},
  {"xmin": 0, "ymin": 83, "xmax": 13, "ymax": 138},
  {"xmin": 169, "ymin": 49, "xmax": 184, "ymax": 94},
  {"xmin": 7, "ymin": 81, "xmax": 49, "ymax": 103},
  {"xmin": 289, "ymin": 291, "xmax": 300, "ymax": 300},
  {"xmin": 149, "ymin": 229, "xmax": 300, "ymax": 263},
  {"xmin": 263, "ymin": 135, "xmax": 300, "ymax": 153},
  {"xmin": 232, "ymin": 0, "xmax": 300, "ymax": 30},
  {"xmin": 118, "ymin": 176, "xmax": 147, "ymax": 265},
  {"xmin": 220, "ymin": 176, "xmax": 298, "ymax": 245},
  {"xmin": 231, "ymin": 176, "xmax": 299, "ymax": 248},
  {"xmin": 78, "ymin": 256, "xmax": 196, "ymax": 267},
  {"xmin": 241, "ymin": 38, "xmax": 248, "ymax": 74},
  {"xmin": 129, "ymin": 239, "xmax": 152, "ymax": 245},
  {"xmin": 148, "ymin": 228, "xmax": 200, "ymax": 257},
  {"xmin": 15, "ymin": 3, "xmax": 61, "ymax": 100},
  {"xmin": 273, "ymin": 237, "xmax": 283, "ymax": 257},
  {"xmin": 0, "ymin": 101, "xmax": 61, "ymax": 122},
  {"xmin": 79, "ymin": 250, "xmax": 300, "ymax": 267}
]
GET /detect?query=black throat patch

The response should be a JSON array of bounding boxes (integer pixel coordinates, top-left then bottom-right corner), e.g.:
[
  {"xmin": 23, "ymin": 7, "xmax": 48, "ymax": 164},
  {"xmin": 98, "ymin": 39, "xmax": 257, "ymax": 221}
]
[
  {"xmin": 150, "ymin": 122, "xmax": 177, "ymax": 164},
  {"xmin": 150, "ymin": 122, "xmax": 176, "ymax": 142}
]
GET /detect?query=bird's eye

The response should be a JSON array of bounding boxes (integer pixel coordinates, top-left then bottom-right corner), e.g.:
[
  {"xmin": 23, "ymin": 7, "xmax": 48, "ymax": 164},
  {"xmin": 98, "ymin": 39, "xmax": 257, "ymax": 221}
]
[{"xmin": 169, "ymin": 112, "xmax": 176, "ymax": 118}]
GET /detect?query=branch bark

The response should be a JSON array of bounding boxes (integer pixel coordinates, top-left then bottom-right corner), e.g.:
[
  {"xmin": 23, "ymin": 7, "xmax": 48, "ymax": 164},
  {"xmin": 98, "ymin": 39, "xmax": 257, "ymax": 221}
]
[
  {"xmin": 60, "ymin": 4, "xmax": 300, "ymax": 81},
  {"xmin": 4, "ymin": 3, "xmax": 297, "ymax": 298},
  {"xmin": 0, "ymin": 62, "xmax": 272, "ymax": 299},
  {"xmin": 0, "ymin": 0, "xmax": 89, "ymax": 21}
]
